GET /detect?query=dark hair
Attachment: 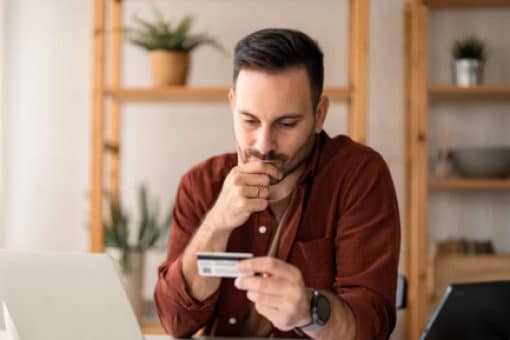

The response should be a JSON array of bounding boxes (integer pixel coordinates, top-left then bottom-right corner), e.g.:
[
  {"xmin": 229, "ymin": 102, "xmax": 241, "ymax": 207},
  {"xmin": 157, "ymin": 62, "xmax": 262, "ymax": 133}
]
[{"xmin": 233, "ymin": 28, "xmax": 324, "ymax": 108}]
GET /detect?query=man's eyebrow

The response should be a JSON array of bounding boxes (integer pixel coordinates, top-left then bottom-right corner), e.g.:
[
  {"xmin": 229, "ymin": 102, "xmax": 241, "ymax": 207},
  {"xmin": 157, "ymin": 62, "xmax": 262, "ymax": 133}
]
[
  {"xmin": 275, "ymin": 114, "xmax": 304, "ymax": 120},
  {"xmin": 238, "ymin": 110, "xmax": 304, "ymax": 121},
  {"xmin": 238, "ymin": 111, "xmax": 258, "ymax": 119}
]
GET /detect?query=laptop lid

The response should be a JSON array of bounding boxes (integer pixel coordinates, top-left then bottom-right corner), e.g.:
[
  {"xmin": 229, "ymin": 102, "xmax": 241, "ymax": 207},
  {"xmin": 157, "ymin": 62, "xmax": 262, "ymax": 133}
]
[
  {"xmin": 420, "ymin": 280, "xmax": 510, "ymax": 340},
  {"xmin": 0, "ymin": 250, "xmax": 145, "ymax": 340}
]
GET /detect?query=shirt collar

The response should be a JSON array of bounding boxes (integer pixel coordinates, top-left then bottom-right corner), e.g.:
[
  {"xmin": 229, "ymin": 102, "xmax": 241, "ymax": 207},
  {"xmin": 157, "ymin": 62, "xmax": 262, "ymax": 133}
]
[{"xmin": 296, "ymin": 130, "xmax": 328, "ymax": 185}]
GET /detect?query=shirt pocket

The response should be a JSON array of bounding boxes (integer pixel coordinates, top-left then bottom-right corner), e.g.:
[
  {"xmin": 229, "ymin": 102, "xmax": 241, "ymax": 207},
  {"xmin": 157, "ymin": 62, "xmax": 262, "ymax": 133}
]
[{"xmin": 288, "ymin": 237, "xmax": 335, "ymax": 290}]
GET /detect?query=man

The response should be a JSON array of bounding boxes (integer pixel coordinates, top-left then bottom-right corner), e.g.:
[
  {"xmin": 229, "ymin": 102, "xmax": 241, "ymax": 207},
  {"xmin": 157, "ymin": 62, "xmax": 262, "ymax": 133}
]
[{"xmin": 155, "ymin": 28, "xmax": 400, "ymax": 340}]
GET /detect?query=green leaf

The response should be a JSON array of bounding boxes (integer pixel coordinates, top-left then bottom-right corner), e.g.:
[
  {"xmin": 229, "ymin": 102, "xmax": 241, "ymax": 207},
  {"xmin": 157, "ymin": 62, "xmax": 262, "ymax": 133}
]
[
  {"xmin": 183, "ymin": 34, "xmax": 227, "ymax": 55},
  {"xmin": 132, "ymin": 13, "xmax": 159, "ymax": 36},
  {"xmin": 137, "ymin": 185, "xmax": 149, "ymax": 243},
  {"xmin": 124, "ymin": 8, "xmax": 224, "ymax": 53},
  {"xmin": 452, "ymin": 35, "xmax": 487, "ymax": 61}
]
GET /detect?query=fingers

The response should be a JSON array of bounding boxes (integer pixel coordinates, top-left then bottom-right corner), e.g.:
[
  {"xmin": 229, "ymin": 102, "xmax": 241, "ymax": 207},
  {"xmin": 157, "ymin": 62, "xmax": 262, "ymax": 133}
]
[
  {"xmin": 239, "ymin": 185, "xmax": 269, "ymax": 199},
  {"xmin": 236, "ymin": 172, "xmax": 271, "ymax": 187},
  {"xmin": 254, "ymin": 303, "xmax": 295, "ymax": 332},
  {"xmin": 237, "ymin": 160, "xmax": 282, "ymax": 181},
  {"xmin": 237, "ymin": 256, "xmax": 301, "ymax": 280},
  {"xmin": 254, "ymin": 302, "xmax": 280, "ymax": 320},
  {"xmin": 235, "ymin": 275, "xmax": 287, "ymax": 296},
  {"xmin": 235, "ymin": 272, "xmax": 306, "ymax": 332},
  {"xmin": 235, "ymin": 277, "xmax": 296, "ymax": 317},
  {"xmin": 247, "ymin": 291, "xmax": 286, "ymax": 310}
]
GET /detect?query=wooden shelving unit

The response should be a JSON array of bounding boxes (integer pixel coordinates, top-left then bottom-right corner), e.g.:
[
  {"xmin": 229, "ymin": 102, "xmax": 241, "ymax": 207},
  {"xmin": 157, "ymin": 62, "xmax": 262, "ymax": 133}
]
[
  {"xmin": 104, "ymin": 86, "xmax": 352, "ymax": 103},
  {"xmin": 430, "ymin": 253, "xmax": 510, "ymax": 305},
  {"xmin": 430, "ymin": 178, "xmax": 510, "ymax": 190},
  {"xmin": 424, "ymin": 0, "xmax": 510, "ymax": 8},
  {"xmin": 429, "ymin": 85, "xmax": 510, "ymax": 99},
  {"xmin": 91, "ymin": 0, "xmax": 370, "ymax": 335},
  {"xmin": 405, "ymin": 1, "xmax": 510, "ymax": 339}
]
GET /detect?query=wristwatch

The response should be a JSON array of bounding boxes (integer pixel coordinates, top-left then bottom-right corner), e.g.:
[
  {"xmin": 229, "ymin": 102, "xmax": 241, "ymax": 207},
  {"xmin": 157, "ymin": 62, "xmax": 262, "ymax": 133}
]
[{"xmin": 300, "ymin": 289, "xmax": 331, "ymax": 331}]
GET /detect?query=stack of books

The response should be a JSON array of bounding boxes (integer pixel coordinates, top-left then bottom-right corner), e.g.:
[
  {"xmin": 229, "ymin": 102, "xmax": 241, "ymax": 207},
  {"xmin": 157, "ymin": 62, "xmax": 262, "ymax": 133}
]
[{"xmin": 436, "ymin": 238, "xmax": 495, "ymax": 255}]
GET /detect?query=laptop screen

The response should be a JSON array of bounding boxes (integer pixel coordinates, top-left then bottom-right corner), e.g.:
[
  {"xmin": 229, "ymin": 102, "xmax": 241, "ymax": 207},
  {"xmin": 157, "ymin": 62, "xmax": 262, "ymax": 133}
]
[
  {"xmin": 421, "ymin": 281, "xmax": 510, "ymax": 340},
  {"xmin": 0, "ymin": 250, "xmax": 145, "ymax": 340}
]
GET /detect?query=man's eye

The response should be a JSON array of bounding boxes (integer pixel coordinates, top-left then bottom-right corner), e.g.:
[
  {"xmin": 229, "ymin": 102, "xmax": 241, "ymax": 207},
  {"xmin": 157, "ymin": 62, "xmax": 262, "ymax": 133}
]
[
  {"xmin": 279, "ymin": 121, "xmax": 297, "ymax": 128},
  {"xmin": 244, "ymin": 120, "xmax": 257, "ymax": 125}
]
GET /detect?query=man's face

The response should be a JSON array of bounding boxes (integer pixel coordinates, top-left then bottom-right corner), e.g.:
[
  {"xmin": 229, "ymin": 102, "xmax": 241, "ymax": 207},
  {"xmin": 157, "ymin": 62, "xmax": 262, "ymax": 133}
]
[{"xmin": 229, "ymin": 67, "xmax": 328, "ymax": 184}]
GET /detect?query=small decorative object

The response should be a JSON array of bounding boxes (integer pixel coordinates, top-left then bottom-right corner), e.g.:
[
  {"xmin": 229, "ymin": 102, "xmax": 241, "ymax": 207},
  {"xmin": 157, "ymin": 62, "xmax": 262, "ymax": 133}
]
[
  {"xmin": 104, "ymin": 185, "xmax": 172, "ymax": 320},
  {"xmin": 450, "ymin": 146, "xmax": 510, "ymax": 178},
  {"xmin": 452, "ymin": 35, "xmax": 487, "ymax": 87},
  {"xmin": 126, "ymin": 9, "xmax": 225, "ymax": 86},
  {"xmin": 436, "ymin": 238, "xmax": 495, "ymax": 256}
]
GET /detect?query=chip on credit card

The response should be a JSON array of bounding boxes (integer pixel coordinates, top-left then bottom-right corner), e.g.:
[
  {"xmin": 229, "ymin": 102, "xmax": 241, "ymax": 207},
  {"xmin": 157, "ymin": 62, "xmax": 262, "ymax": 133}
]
[{"xmin": 197, "ymin": 252, "xmax": 253, "ymax": 278}]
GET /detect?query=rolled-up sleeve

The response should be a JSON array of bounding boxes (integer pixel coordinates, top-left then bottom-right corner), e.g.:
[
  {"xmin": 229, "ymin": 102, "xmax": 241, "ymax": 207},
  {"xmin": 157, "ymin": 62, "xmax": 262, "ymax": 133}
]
[
  {"xmin": 154, "ymin": 172, "xmax": 219, "ymax": 337},
  {"xmin": 334, "ymin": 153, "xmax": 400, "ymax": 340}
]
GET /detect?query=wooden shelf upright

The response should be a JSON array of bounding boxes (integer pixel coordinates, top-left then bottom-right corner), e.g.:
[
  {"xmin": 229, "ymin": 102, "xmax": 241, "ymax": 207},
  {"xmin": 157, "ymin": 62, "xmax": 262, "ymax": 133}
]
[
  {"xmin": 405, "ymin": 1, "xmax": 510, "ymax": 339},
  {"xmin": 91, "ymin": 0, "xmax": 370, "ymax": 334}
]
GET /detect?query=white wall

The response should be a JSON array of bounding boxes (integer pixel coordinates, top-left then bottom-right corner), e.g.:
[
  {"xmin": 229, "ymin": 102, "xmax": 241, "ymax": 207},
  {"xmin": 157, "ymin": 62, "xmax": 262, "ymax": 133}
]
[
  {"xmin": 4, "ymin": 0, "xmax": 91, "ymax": 250},
  {"xmin": 367, "ymin": 2, "xmax": 406, "ymax": 338},
  {"xmin": 0, "ymin": 0, "xmax": 6, "ymax": 247}
]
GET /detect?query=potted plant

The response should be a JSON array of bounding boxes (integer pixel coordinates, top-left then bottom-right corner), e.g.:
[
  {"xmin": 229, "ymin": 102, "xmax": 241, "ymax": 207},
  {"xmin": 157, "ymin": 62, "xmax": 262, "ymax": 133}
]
[
  {"xmin": 452, "ymin": 35, "xmax": 487, "ymax": 87},
  {"xmin": 126, "ymin": 9, "xmax": 225, "ymax": 86},
  {"xmin": 103, "ymin": 184, "xmax": 172, "ymax": 320}
]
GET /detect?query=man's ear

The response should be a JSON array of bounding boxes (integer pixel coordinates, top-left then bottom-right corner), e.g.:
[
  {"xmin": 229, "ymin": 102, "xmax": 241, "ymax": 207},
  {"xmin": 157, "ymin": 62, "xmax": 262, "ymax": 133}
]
[
  {"xmin": 314, "ymin": 95, "xmax": 329, "ymax": 133},
  {"xmin": 228, "ymin": 88, "xmax": 235, "ymax": 111}
]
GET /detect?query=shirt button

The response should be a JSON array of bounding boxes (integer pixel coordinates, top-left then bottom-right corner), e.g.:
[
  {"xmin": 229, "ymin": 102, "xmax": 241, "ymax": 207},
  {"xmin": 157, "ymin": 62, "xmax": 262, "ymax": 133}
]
[
  {"xmin": 228, "ymin": 317, "xmax": 237, "ymax": 325},
  {"xmin": 258, "ymin": 225, "xmax": 267, "ymax": 234}
]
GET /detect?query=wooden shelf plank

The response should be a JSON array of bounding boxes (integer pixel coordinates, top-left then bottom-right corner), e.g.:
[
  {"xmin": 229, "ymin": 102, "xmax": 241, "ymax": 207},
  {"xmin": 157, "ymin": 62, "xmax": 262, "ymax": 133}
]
[
  {"xmin": 431, "ymin": 254, "xmax": 510, "ymax": 308},
  {"xmin": 429, "ymin": 85, "xmax": 510, "ymax": 99},
  {"xmin": 105, "ymin": 87, "xmax": 228, "ymax": 102},
  {"xmin": 104, "ymin": 86, "xmax": 351, "ymax": 103},
  {"xmin": 141, "ymin": 321, "xmax": 165, "ymax": 335},
  {"xmin": 430, "ymin": 178, "xmax": 510, "ymax": 189},
  {"xmin": 424, "ymin": 0, "xmax": 510, "ymax": 8}
]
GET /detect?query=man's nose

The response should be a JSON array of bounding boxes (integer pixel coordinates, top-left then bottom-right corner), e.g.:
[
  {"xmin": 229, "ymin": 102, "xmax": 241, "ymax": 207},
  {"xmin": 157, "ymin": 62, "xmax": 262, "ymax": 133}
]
[{"xmin": 254, "ymin": 127, "xmax": 274, "ymax": 156}]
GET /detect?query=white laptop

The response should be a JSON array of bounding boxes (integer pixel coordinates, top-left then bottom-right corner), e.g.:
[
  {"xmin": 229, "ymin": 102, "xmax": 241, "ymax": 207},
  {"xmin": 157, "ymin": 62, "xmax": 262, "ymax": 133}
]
[{"xmin": 0, "ymin": 250, "xmax": 145, "ymax": 340}]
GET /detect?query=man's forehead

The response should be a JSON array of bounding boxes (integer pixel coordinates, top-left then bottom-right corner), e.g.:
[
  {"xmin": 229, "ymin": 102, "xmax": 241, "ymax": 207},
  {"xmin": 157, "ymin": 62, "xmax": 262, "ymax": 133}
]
[
  {"xmin": 235, "ymin": 67, "xmax": 309, "ymax": 87},
  {"xmin": 233, "ymin": 68, "xmax": 312, "ymax": 114}
]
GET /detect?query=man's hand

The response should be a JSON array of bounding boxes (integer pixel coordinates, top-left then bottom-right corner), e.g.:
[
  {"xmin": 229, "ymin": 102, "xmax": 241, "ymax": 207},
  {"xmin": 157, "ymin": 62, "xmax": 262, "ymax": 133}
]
[
  {"xmin": 234, "ymin": 257, "xmax": 311, "ymax": 331},
  {"xmin": 206, "ymin": 161, "xmax": 281, "ymax": 232}
]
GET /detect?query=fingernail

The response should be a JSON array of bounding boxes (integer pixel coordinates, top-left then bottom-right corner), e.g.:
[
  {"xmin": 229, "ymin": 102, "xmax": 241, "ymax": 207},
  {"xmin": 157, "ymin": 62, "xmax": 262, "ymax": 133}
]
[{"xmin": 234, "ymin": 277, "xmax": 240, "ymax": 287}]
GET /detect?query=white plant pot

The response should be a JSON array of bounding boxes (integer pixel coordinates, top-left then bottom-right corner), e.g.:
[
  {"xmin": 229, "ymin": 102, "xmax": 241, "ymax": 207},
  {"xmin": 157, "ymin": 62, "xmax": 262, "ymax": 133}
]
[
  {"xmin": 453, "ymin": 59, "xmax": 483, "ymax": 87},
  {"xmin": 106, "ymin": 248, "xmax": 145, "ymax": 321}
]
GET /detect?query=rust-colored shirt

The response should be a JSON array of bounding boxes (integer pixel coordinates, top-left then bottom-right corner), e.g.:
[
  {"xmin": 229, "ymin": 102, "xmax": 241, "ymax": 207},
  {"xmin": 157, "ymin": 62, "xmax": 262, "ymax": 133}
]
[{"xmin": 155, "ymin": 131, "xmax": 400, "ymax": 339}]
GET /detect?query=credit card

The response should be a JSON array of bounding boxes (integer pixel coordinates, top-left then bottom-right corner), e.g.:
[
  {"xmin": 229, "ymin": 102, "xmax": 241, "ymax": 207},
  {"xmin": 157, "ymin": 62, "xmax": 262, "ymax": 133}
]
[{"xmin": 196, "ymin": 252, "xmax": 253, "ymax": 278}]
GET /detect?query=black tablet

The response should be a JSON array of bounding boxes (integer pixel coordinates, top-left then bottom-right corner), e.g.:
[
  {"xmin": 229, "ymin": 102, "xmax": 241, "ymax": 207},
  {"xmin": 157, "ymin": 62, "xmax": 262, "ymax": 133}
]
[{"xmin": 421, "ymin": 281, "xmax": 510, "ymax": 340}]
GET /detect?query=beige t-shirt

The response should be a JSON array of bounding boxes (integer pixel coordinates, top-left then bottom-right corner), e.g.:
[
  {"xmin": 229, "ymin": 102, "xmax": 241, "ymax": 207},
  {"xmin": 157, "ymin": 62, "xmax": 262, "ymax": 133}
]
[{"xmin": 240, "ymin": 195, "xmax": 293, "ymax": 336}]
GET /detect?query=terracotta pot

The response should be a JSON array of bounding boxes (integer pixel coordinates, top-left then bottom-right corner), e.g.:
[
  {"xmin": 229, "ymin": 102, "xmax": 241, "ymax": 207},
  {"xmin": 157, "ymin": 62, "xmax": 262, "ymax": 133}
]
[
  {"xmin": 106, "ymin": 248, "xmax": 145, "ymax": 321},
  {"xmin": 149, "ymin": 50, "xmax": 190, "ymax": 86}
]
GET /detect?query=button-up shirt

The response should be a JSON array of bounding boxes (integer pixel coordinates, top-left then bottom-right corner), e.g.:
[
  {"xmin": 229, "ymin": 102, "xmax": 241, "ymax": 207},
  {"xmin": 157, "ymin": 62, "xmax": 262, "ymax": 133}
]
[{"xmin": 155, "ymin": 131, "xmax": 400, "ymax": 339}]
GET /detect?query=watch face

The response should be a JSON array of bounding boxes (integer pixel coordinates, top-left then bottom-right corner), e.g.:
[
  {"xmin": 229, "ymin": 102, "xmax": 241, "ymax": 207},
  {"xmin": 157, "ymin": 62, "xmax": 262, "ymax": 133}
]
[{"xmin": 316, "ymin": 294, "xmax": 331, "ymax": 324}]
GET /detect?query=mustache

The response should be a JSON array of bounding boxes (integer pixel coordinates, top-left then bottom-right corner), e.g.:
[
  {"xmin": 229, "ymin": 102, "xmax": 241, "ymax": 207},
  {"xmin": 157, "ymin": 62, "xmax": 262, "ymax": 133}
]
[{"xmin": 244, "ymin": 149, "xmax": 288, "ymax": 162}]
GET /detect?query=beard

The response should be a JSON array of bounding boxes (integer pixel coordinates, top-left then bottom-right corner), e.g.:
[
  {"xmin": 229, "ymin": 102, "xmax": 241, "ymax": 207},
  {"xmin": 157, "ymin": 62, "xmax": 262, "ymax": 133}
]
[{"xmin": 236, "ymin": 128, "xmax": 316, "ymax": 185}]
